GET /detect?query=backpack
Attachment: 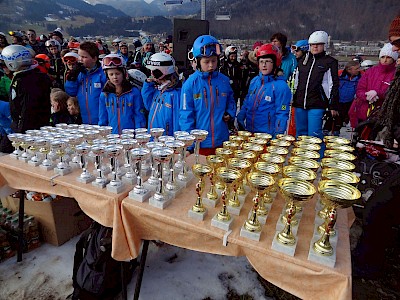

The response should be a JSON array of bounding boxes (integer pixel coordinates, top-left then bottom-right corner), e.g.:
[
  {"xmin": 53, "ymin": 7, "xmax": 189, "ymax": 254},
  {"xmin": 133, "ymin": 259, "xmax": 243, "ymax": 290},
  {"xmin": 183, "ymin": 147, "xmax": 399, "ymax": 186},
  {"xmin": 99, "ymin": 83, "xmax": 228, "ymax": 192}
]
[{"xmin": 71, "ymin": 222, "xmax": 135, "ymax": 300}]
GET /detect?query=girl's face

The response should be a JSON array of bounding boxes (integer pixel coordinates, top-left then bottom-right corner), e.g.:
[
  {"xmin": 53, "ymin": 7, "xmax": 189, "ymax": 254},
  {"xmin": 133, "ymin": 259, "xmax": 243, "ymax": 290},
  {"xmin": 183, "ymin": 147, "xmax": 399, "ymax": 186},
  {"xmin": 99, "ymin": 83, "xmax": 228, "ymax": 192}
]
[
  {"xmin": 200, "ymin": 56, "xmax": 218, "ymax": 72},
  {"xmin": 50, "ymin": 99, "xmax": 60, "ymax": 112},
  {"xmin": 258, "ymin": 58, "xmax": 274, "ymax": 75},
  {"xmin": 67, "ymin": 99, "xmax": 79, "ymax": 115},
  {"xmin": 107, "ymin": 68, "xmax": 124, "ymax": 86},
  {"xmin": 379, "ymin": 55, "xmax": 394, "ymax": 65}
]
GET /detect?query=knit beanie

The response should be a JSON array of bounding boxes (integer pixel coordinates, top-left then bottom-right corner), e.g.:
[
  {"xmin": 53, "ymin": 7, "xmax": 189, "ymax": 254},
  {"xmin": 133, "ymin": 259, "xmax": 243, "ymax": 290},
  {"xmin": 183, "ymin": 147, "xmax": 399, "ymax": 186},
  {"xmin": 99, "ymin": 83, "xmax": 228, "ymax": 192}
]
[
  {"xmin": 379, "ymin": 43, "xmax": 399, "ymax": 60},
  {"xmin": 388, "ymin": 14, "xmax": 400, "ymax": 39}
]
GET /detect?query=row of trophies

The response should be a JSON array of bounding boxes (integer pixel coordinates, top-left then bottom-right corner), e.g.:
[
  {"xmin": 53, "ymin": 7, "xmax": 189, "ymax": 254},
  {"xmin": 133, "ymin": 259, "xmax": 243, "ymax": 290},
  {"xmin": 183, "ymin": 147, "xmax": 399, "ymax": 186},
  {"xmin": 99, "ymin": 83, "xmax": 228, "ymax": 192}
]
[{"xmin": 188, "ymin": 131, "xmax": 360, "ymax": 267}]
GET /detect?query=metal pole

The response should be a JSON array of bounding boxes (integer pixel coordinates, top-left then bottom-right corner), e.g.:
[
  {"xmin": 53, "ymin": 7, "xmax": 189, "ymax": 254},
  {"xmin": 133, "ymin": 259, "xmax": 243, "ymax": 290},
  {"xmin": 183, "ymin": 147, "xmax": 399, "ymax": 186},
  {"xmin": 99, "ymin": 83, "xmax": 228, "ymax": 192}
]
[
  {"xmin": 133, "ymin": 240, "xmax": 150, "ymax": 300},
  {"xmin": 17, "ymin": 189, "xmax": 25, "ymax": 262},
  {"xmin": 200, "ymin": 0, "xmax": 206, "ymax": 20}
]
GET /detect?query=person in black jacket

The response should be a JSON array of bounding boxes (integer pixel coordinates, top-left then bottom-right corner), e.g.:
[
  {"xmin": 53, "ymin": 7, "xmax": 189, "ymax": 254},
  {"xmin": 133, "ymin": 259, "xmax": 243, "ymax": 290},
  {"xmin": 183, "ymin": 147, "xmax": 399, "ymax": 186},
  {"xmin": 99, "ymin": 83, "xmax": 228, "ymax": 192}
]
[
  {"xmin": 293, "ymin": 30, "xmax": 339, "ymax": 143},
  {"xmin": 0, "ymin": 45, "xmax": 51, "ymax": 134}
]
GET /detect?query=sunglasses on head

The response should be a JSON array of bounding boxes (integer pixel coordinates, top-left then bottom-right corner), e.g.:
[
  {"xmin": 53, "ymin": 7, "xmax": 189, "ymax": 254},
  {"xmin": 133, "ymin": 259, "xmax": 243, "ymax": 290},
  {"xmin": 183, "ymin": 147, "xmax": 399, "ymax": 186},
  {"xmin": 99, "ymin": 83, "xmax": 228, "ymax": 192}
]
[
  {"xmin": 200, "ymin": 43, "xmax": 222, "ymax": 57},
  {"xmin": 390, "ymin": 37, "xmax": 400, "ymax": 47},
  {"xmin": 102, "ymin": 56, "xmax": 123, "ymax": 67}
]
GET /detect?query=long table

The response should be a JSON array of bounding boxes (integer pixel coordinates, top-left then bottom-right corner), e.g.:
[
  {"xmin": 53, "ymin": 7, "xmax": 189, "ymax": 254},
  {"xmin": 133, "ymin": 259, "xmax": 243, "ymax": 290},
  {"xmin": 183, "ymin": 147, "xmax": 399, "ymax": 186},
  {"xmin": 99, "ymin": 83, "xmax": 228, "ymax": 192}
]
[{"xmin": 0, "ymin": 154, "xmax": 353, "ymax": 300}]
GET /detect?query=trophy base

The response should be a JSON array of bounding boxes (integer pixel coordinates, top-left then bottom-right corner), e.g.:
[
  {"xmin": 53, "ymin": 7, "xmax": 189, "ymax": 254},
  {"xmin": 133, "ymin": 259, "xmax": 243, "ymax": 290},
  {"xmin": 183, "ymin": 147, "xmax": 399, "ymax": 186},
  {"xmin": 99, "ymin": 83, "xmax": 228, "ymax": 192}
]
[
  {"xmin": 203, "ymin": 197, "xmax": 220, "ymax": 208},
  {"xmin": 149, "ymin": 194, "xmax": 172, "ymax": 209},
  {"xmin": 143, "ymin": 181, "xmax": 159, "ymax": 192},
  {"xmin": 248, "ymin": 211, "xmax": 269, "ymax": 225},
  {"xmin": 271, "ymin": 231, "xmax": 297, "ymax": 256},
  {"xmin": 77, "ymin": 175, "xmax": 95, "ymax": 184},
  {"xmin": 141, "ymin": 168, "xmax": 151, "ymax": 177},
  {"xmin": 176, "ymin": 172, "xmax": 195, "ymax": 188},
  {"xmin": 211, "ymin": 214, "xmax": 233, "ymax": 231},
  {"xmin": 54, "ymin": 167, "xmax": 72, "ymax": 176},
  {"xmin": 69, "ymin": 162, "xmax": 80, "ymax": 170},
  {"xmin": 106, "ymin": 183, "xmax": 124, "ymax": 194},
  {"xmin": 122, "ymin": 176, "xmax": 137, "ymax": 185},
  {"xmin": 129, "ymin": 189, "xmax": 152, "ymax": 203},
  {"xmin": 40, "ymin": 164, "xmax": 54, "ymax": 171},
  {"xmin": 276, "ymin": 214, "xmax": 300, "ymax": 236},
  {"xmin": 18, "ymin": 156, "xmax": 30, "ymax": 163},
  {"xmin": 165, "ymin": 184, "xmax": 183, "ymax": 198},
  {"xmin": 28, "ymin": 160, "xmax": 42, "ymax": 167},
  {"xmin": 188, "ymin": 208, "xmax": 207, "ymax": 221},
  {"xmin": 308, "ymin": 237, "xmax": 337, "ymax": 268},
  {"xmin": 92, "ymin": 179, "xmax": 109, "ymax": 189},
  {"xmin": 240, "ymin": 225, "xmax": 261, "ymax": 241},
  {"xmin": 227, "ymin": 201, "xmax": 244, "ymax": 216},
  {"xmin": 10, "ymin": 153, "xmax": 19, "ymax": 159}
]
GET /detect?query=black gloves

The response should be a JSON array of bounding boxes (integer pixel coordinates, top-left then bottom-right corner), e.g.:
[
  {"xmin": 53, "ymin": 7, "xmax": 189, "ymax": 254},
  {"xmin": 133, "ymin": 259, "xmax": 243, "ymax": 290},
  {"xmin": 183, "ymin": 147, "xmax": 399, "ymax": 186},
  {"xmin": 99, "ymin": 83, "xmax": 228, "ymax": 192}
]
[{"xmin": 66, "ymin": 63, "xmax": 85, "ymax": 81}]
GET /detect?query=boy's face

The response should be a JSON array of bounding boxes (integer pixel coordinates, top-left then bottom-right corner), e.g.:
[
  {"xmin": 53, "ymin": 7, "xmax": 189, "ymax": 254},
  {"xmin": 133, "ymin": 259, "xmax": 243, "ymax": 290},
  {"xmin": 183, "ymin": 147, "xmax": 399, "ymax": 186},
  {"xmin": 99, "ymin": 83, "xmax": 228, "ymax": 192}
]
[
  {"xmin": 200, "ymin": 56, "xmax": 218, "ymax": 72},
  {"xmin": 310, "ymin": 43, "xmax": 325, "ymax": 55},
  {"xmin": 106, "ymin": 68, "xmax": 124, "ymax": 87},
  {"xmin": 78, "ymin": 49, "xmax": 97, "ymax": 69},
  {"xmin": 347, "ymin": 65, "xmax": 360, "ymax": 77},
  {"xmin": 258, "ymin": 58, "xmax": 274, "ymax": 75}
]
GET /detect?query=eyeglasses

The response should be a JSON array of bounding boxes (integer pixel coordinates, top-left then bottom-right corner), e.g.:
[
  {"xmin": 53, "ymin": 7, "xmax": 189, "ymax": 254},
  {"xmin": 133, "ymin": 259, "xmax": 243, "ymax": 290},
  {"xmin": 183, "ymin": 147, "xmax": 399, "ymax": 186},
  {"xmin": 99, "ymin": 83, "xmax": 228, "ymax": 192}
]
[
  {"xmin": 102, "ymin": 56, "xmax": 124, "ymax": 67},
  {"xmin": 200, "ymin": 43, "xmax": 222, "ymax": 57},
  {"xmin": 390, "ymin": 37, "xmax": 400, "ymax": 47},
  {"xmin": 63, "ymin": 56, "xmax": 78, "ymax": 64}
]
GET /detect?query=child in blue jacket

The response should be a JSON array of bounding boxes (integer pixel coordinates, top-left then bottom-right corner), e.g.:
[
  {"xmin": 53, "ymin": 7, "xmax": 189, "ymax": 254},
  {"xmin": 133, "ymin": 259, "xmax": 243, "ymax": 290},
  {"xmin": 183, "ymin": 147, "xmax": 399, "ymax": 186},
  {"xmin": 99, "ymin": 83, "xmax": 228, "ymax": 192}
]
[
  {"xmin": 141, "ymin": 52, "xmax": 181, "ymax": 136},
  {"xmin": 237, "ymin": 44, "xmax": 291, "ymax": 135},
  {"xmin": 179, "ymin": 35, "xmax": 236, "ymax": 155},
  {"xmin": 98, "ymin": 54, "xmax": 146, "ymax": 134}
]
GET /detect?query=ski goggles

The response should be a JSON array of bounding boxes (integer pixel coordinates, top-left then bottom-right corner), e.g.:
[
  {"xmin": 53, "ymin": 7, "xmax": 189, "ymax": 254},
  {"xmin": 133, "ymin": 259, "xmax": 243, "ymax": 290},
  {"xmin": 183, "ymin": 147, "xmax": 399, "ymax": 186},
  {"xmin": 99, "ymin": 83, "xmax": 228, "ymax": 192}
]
[
  {"xmin": 151, "ymin": 69, "xmax": 164, "ymax": 79},
  {"xmin": 102, "ymin": 56, "xmax": 124, "ymax": 67},
  {"xmin": 63, "ymin": 56, "xmax": 78, "ymax": 63},
  {"xmin": 200, "ymin": 43, "xmax": 222, "ymax": 57},
  {"xmin": 390, "ymin": 37, "xmax": 400, "ymax": 47},
  {"xmin": 291, "ymin": 45, "xmax": 301, "ymax": 51}
]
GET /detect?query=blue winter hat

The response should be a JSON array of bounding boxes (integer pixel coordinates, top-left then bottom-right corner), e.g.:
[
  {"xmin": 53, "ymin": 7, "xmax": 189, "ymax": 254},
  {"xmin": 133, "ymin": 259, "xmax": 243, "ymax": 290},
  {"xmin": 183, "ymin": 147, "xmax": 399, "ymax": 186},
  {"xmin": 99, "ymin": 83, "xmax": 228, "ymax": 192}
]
[
  {"xmin": 142, "ymin": 37, "xmax": 153, "ymax": 45},
  {"xmin": 291, "ymin": 39, "xmax": 309, "ymax": 52}
]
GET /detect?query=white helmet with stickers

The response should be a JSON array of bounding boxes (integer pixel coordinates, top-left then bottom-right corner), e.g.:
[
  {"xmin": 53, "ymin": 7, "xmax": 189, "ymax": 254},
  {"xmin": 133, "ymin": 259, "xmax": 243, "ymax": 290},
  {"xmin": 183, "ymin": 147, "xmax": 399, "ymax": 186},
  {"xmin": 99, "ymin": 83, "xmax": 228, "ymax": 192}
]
[
  {"xmin": 308, "ymin": 31, "xmax": 329, "ymax": 46},
  {"xmin": 0, "ymin": 45, "xmax": 34, "ymax": 72},
  {"xmin": 127, "ymin": 69, "xmax": 147, "ymax": 90},
  {"xmin": 146, "ymin": 52, "xmax": 176, "ymax": 79}
]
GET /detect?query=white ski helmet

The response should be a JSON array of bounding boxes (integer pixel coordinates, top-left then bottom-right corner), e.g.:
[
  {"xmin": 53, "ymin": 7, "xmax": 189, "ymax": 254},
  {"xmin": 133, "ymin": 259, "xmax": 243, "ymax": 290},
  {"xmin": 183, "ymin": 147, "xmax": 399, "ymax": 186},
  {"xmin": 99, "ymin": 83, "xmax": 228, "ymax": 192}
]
[
  {"xmin": 102, "ymin": 53, "xmax": 126, "ymax": 70},
  {"xmin": 360, "ymin": 59, "xmax": 376, "ymax": 69},
  {"xmin": 225, "ymin": 45, "xmax": 238, "ymax": 58},
  {"xmin": 45, "ymin": 39, "xmax": 61, "ymax": 52},
  {"xmin": 146, "ymin": 52, "xmax": 176, "ymax": 78},
  {"xmin": 0, "ymin": 45, "xmax": 34, "ymax": 71},
  {"xmin": 308, "ymin": 31, "xmax": 329, "ymax": 46},
  {"xmin": 127, "ymin": 69, "xmax": 147, "ymax": 90}
]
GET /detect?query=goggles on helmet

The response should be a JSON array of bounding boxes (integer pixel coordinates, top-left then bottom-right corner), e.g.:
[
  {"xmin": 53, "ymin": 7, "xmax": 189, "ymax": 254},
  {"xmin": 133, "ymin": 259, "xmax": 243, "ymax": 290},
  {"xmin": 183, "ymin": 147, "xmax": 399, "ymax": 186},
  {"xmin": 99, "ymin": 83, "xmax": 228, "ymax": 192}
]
[
  {"xmin": 291, "ymin": 45, "xmax": 301, "ymax": 52},
  {"xmin": 63, "ymin": 56, "xmax": 78, "ymax": 64},
  {"xmin": 151, "ymin": 69, "xmax": 164, "ymax": 79},
  {"xmin": 200, "ymin": 43, "xmax": 222, "ymax": 57},
  {"xmin": 227, "ymin": 46, "xmax": 237, "ymax": 54},
  {"xmin": 102, "ymin": 56, "xmax": 124, "ymax": 67}
]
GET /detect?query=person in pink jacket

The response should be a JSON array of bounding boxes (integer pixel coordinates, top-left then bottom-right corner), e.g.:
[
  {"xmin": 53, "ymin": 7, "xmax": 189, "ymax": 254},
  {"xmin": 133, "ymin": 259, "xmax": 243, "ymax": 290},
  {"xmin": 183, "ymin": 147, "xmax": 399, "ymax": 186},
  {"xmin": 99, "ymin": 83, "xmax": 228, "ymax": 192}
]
[{"xmin": 349, "ymin": 43, "xmax": 398, "ymax": 128}]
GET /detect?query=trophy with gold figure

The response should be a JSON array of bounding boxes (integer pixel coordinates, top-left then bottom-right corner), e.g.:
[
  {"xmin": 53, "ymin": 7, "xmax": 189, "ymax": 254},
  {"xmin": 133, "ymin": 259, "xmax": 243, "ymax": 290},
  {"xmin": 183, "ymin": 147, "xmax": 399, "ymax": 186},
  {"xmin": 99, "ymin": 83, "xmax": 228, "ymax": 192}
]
[
  {"xmin": 188, "ymin": 164, "xmax": 212, "ymax": 220},
  {"xmin": 204, "ymin": 155, "xmax": 225, "ymax": 207}
]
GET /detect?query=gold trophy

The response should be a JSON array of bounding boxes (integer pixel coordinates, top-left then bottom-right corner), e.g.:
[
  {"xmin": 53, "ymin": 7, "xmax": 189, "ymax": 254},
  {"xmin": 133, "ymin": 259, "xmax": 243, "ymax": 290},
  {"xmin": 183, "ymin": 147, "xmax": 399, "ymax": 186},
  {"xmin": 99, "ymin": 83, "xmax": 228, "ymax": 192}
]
[
  {"xmin": 293, "ymin": 141, "xmax": 321, "ymax": 152},
  {"xmin": 283, "ymin": 165, "xmax": 317, "ymax": 183},
  {"xmin": 240, "ymin": 171, "xmax": 275, "ymax": 241},
  {"xmin": 242, "ymin": 142, "xmax": 264, "ymax": 158},
  {"xmin": 211, "ymin": 167, "xmax": 242, "ymax": 231},
  {"xmin": 233, "ymin": 149, "xmax": 257, "ymax": 164},
  {"xmin": 325, "ymin": 143, "xmax": 355, "ymax": 152},
  {"xmin": 223, "ymin": 141, "xmax": 240, "ymax": 151},
  {"xmin": 272, "ymin": 178, "xmax": 316, "ymax": 256},
  {"xmin": 254, "ymin": 161, "xmax": 281, "ymax": 205},
  {"xmin": 188, "ymin": 164, "xmax": 212, "ymax": 220},
  {"xmin": 291, "ymin": 147, "xmax": 320, "ymax": 160},
  {"xmin": 237, "ymin": 130, "xmax": 252, "ymax": 141},
  {"xmin": 309, "ymin": 180, "xmax": 361, "ymax": 267},
  {"xmin": 288, "ymin": 156, "xmax": 320, "ymax": 172},
  {"xmin": 260, "ymin": 152, "xmax": 285, "ymax": 172},
  {"xmin": 248, "ymin": 137, "xmax": 268, "ymax": 151},
  {"xmin": 323, "ymin": 136, "xmax": 351, "ymax": 145},
  {"xmin": 215, "ymin": 147, "xmax": 234, "ymax": 189},
  {"xmin": 320, "ymin": 158, "xmax": 355, "ymax": 171},
  {"xmin": 266, "ymin": 145, "xmax": 289, "ymax": 157},
  {"xmin": 270, "ymin": 139, "xmax": 291, "ymax": 148},
  {"xmin": 276, "ymin": 134, "xmax": 296, "ymax": 143},
  {"xmin": 229, "ymin": 135, "xmax": 245, "ymax": 148},
  {"xmin": 297, "ymin": 135, "xmax": 323, "ymax": 144},
  {"xmin": 323, "ymin": 150, "xmax": 356, "ymax": 161},
  {"xmin": 204, "ymin": 155, "xmax": 225, "ymax": 207},
  {"xmin": 254, "ymin": 132, "xmax": 272, "ymax": 141}
]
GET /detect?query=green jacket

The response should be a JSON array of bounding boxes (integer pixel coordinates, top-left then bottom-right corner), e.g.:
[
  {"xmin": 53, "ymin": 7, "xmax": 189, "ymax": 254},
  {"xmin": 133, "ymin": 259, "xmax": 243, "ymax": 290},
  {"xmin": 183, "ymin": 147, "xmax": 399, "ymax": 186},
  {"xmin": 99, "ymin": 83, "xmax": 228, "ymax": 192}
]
[{"xmin": 0, "ymin": 75, "xmax": 11, "ymax": 101}]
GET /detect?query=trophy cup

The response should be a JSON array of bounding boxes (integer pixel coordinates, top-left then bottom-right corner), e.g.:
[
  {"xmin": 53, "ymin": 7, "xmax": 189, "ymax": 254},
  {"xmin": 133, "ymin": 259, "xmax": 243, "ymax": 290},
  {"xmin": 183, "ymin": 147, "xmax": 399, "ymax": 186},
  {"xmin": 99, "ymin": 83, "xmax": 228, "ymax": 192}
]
[
  {"xmin": 190, "ymin": 129, "xmax": 208, "ymax": 164},
  {"xmin": 254, "ymin": 132, "xmax": 272, "ymax": 141},
  {"xmin": 158, "ymin": 135, "xmax": 174, "ymax": 144},
  {"xmin": 320, "ymin": 158, "xmax": 355, "ymax": 172},
  {"xmin": 84, "ymin": 130, "xmax": 100, "ymax": 145},
  {"xmin": 39, "ymin": 138, "xmax": 54, "ymax": 170},
  {"xmin": 288, "ymin": 156, "xmax": 320, "ymax": 172},
  {"xmin": 164, "ymin": 140, "xmax": 185, "ymax": 197},
  {"xmin": 297, "ymin": 135, "xmax": 323, "ymax": 144},
  {"xmin": 325, "ymin": 143, "xmax": 355, "ymax": 152},
  {"xmin": 98, "ymin": 126, "xmax": 113, "ymax": 137},
  {"xmin": 223, "ymin": 141, "xmax": 240, "ymax": 151},
  {"xmin": 149, "ymin": 147, "xmax": 174, "ymax": 209},
  {"xmin": 52, "ymin": 139, "xmax": 72, "ymax": 175},
  {"xmin": 226, "ymin": 158, "xmax": 252, "ymax": 214},
  {"xmin": 134, "ymin": 128, "xmax": 148, "ymax": 136},
  {"xmin": 8, "ymin": 133, "xmax": 25, "ymax": 159},
  {"xmin": 150, "ymin": 127, "xmax": 165, "ymax": 142},
  {"xmin": 283, "ymin": 165, "xmax": 317, "ymax": 183},
  {"xmin": 308, "ymin": 180, "xmax": 361, "ymax": 267},
  {"xmin": 291, "ymin": 148, "xmax": 320, "ymax": 160},
  {"xmin": 143, "ymin": 142, "xmax": 164, "ymax": 191},
  {"xmin": 105, "ymin": 145, "xmax": 124, "ymax": 193},
  {"xmin": 211, "ymin": 167, "xmax": 242, "ymax": 231},
  {"xmin": 293, "ymin": 141, "xmax": 321, "ymax": 152},
  {"xmin": 240, "ymin": 171, "xmax": 275, "ymax": 241},
  {"xmin": 106, "ymin": 133, "xmax": 120, "ymax": 140},
  {"xmin": 128, "ymin": 147, "xmax": 152, "ymax": 202},
  {"xmin": 247, "ymin": 137, "xmax": 268, "ymax": 151},
  {"xmin": 266, "ymin": 145, "xmax": 289, "ymax": 157},
  {"xmin": 323, "ymin": 150, "xmax": 356, "ymax": 161},
  {"xmin": 91, "ymin": 144, "xmax": 110, "ymax": 188},
  {"xmin": 173, "ymin": 131, "xmax": 189, "ymax": 169},
  {"xmin": 28, "ymin": 138, "xmax": 45, "ymax": 166},
  {"xmin": 276, "ymin": 134, "xmax": 296, "ymax": 143},
  {"xmin": 135, "ymin": 133, "xmax": 152, "ymax": 175},
  {"xmin": 68, "ymin": 134, "xmax": 85, "ymax": 168},
  {"xmin": 188, "ymin": 163, "xmax": 212, "ymax": 220},
  {"xmin": 19, "ymin": 135, "xmax": 35, "ymax": 162},
  {"xmin": 121, "ymin": 139, "xmax": 138, "ymax": 185},
  {"xmin": 272, "ymin": 178, "xmax": 316, "ymax": 256},
  {"xmin": 176, "ymin": 134, "xmax": 196, "ymax": 186},
  {"xmin": 216, "ymin": 147, "xmax": 234, "ymax": 166},
  {"xmin": 270, "ymin": 139, "xmax": 291, "ymax": 148},
  {"xmin": 229, "ymin": 135, "xmax": 245, "ymax": 148},
  {"xmin": 75, "ymin": 144, "xmax": 94, "ymax": 183},
  {"xmin": 253, "ymin": 161, "xmax": 280, "ymax": 220},
  {"xmin": 237, "ymin": 130, "xmax": 252, "ymax": 141},
  {"xmin": 323, "ymin": 136, "xmax": 351, "ymax": 145},
  {"xmin": 242, "ymin": 142, "xmax": 264, "ymax": 159},
  {"xmin": 204, "ymin": 155, "xmax": 225, "ymax": 207}
]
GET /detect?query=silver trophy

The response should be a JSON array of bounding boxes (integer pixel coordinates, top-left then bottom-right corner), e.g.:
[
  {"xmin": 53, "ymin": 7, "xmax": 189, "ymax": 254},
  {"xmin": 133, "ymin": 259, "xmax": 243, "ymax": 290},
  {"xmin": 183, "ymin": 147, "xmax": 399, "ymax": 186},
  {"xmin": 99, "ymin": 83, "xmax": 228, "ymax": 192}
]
[
  {"xmin": 121, "ymin": 139, "xmax": 138, "ymax": 184},
  {"xmin": 28, "ymin": 138, "xmax": 46, "ymax": 166},
  {"xmin": 190, "ymin": 129, "xmax": 208, "ymax": 164},
  {"xmin": 105, "ymin": 145, "xmax": 124, "ymax": 193},
  {"xmin": 144, "ymin": 142, "xmax": 164, "ymax": 189},
  {"xmin": 158, "ymin": 135, "xmax": 174, "ymax": 144},
  {"xmin": 135, "ymin": 133, "xmax": 152, "ymax": 174},
  {"xmin": 84, "ymin": 130, "xmax": 100, "ymax": 145},
  {"xmin": 51, "ymin": 139, "xmax": 72, "ymax": 175},
  {"xmin": 176, "ymin": 134, "xmax": 196, "ymax": 185},
  {"xmin": 128, "ymin": 147, "xmax": 152, "ymax": 202},
  {"xmin": 69, "ymin": 134, "xmax": 84, "ymax": 167},
  {"xmin": 76, "ymin": 144, "xmax": 94, "ymax": 183},
  {"xmin": 149, "ymin": 147, "xmax": 174, "ymax": 209},
  {"xmin": 98, "ymin": 126, "xmax": 113, "ymax": 137},
  {"xmin": 165, "ymin": 140, "xmax": 185, "ymax": 196},
  {"xmin": 173, "ymin": 131, "xmax": 189, "ymax": 169},
  {"xmin": 121, "ymin": 128, "xmax": 136, "ymax": 136},
  {"xmin": 19, "ymin": 135, "xmax": 35, "ymax": 162},
  {"xmin": 150, "ymin": 128, "xmax": 165, "ymax": 142},
  {"xmin": 39, "ymin": 138, "xmax": 54, "ymax": 170},
  {"xmin": 8, "ymin": 133, "xmax": 24, "ymax": 159},
  {"xmin": 91, "ymin": 144, "xmax": 110, "ymax": 188},
  {"xmin": 134, "ymin": 128, "xmax": 148, "ymax": 136}
]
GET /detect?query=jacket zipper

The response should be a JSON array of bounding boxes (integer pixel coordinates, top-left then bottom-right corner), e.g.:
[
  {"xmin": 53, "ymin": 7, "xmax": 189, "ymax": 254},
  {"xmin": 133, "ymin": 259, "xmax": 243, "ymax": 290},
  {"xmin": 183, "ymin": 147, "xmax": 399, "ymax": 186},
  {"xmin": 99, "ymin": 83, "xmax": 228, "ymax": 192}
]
[
  {"xmin": 303, "ymin": 56, "xmax": 315, "ymax": 109},
  {"xmin": 117, "ymin": 98, "xmax": 121, "ymax": 134},
  {"xmin": 208, "ymin": 75, "xmax": 215, "ymax": 148},
  {"xmin": 251, "ymin": 78, "xmax": 265, "ymax": 131},
  {"xmin": 203, "ymin": 88, "xmax": 208, "ymax": 109},
  {"xmin": 216, "ymin": 87, "xmax": 219, "ymax": 106},
  {"xmin": 85, "ymin": 78, "xmax": 91, "ymax": 124}
]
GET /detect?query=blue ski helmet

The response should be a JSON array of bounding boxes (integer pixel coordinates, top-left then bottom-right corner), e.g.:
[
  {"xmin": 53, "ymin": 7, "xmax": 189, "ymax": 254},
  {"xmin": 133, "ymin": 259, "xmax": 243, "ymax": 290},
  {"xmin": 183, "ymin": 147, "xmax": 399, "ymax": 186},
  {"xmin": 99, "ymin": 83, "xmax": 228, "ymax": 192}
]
[{"xmin": 192, "ymin": 35, "xmax": 222, "ymax": 59}]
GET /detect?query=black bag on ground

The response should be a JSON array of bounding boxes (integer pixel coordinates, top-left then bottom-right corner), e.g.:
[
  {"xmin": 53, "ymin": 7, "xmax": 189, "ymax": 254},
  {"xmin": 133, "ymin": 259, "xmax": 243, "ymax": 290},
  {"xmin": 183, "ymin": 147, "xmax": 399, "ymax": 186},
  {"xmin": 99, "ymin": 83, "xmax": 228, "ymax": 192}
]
[{"xmin": 72, "ymin": 222, "xmax": 135, "ymax": 300}]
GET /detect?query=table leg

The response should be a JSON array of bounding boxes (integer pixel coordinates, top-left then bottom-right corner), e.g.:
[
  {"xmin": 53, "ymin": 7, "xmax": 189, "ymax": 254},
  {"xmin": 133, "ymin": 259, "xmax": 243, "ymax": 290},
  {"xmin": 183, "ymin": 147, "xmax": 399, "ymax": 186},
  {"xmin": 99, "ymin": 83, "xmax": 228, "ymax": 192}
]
[
  {"xmin": 17, "ymin": 189, "xmax": 25, "ymax": 262},
  {"xmin": 133, "ymin": 240, "xmax": 149, "ymax": 300}
]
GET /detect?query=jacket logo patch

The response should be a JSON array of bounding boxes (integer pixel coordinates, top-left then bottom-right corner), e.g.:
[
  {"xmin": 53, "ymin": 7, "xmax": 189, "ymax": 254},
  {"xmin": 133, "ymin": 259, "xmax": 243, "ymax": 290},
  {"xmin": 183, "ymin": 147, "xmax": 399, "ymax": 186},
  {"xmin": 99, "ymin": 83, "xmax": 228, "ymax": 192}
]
[
  {"xmin": 193, "ymin": 93, "xmax": 201, "ymax": 100},
  {"xmin": 94, "ymin": 82, "xmax": 101, "ymax": 88},
  {"xmin": 165, "ymin": 103, "xmax": 172, "ymax": 108},
  {"xmin": 264, "ymin": 96, "xmax": 272, "ymax": 102},
  {"xmin": 281, "ymin": 105, "xmax": 287, "ymax": 110},
  {"xmin": 221, "ymin": 93, "xmax": 227, "ymax": 97},
  {"xmin": 127, "ymin": 103, "xmax": 132, "ymax": 107}
]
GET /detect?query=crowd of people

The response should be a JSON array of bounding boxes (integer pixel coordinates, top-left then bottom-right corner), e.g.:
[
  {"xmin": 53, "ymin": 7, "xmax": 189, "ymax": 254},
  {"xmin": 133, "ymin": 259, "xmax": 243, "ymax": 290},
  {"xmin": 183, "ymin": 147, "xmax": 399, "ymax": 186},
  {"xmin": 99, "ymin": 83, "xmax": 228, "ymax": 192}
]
[{"xmin": 0, "ymin": 15, "xmax": 400, "ymax": 279}]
